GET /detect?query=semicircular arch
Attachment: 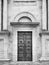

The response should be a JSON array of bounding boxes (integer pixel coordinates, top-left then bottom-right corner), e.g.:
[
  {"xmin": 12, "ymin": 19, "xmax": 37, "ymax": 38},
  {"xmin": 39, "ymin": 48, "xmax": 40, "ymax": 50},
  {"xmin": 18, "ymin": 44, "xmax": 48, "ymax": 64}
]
[{"xmin": 14, "ymin": 12, "xmax": 36, "ymax": 22}]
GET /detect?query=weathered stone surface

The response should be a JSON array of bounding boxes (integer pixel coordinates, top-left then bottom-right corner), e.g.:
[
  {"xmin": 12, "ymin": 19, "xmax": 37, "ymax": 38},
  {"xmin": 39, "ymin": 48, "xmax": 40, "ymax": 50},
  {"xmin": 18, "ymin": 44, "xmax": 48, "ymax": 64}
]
[{"xmin": 0, "ymin": 0, "xmax": 49, "ymax": 65}]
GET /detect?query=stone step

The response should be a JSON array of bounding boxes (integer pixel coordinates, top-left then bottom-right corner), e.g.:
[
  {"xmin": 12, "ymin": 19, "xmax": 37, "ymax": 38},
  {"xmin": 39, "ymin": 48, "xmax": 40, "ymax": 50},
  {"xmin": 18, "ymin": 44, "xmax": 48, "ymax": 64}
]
[
  {"xmin": 0, "ymin": 61, "xmax": 49, "ymax": 65},
  {"xmin": 10, "ymin": 62, "xmax": 49, "ymax": 65}
]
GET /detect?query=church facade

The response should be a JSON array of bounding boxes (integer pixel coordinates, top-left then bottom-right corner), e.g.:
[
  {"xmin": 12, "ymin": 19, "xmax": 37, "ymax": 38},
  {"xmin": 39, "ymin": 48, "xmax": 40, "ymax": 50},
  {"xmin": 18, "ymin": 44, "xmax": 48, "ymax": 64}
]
[{"xmin": 0, "ymin": 0, "xmax": 49, "ymax": 65}]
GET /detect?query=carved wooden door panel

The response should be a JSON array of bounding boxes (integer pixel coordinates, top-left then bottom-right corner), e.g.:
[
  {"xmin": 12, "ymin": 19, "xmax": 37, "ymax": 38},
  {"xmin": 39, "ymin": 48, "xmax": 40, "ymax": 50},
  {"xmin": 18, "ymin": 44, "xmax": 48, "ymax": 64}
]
[{"xmin": 18, "ymin": 32, "xmax": 32, "ymax": 61}]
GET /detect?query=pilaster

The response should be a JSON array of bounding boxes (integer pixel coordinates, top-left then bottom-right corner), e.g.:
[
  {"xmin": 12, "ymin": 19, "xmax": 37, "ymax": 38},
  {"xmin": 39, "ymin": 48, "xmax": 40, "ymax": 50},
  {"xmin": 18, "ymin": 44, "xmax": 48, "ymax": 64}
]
[
  {"xmin": 3, "ymin": 0, "xmax": 7, "ymax": 30},
  {"xmin": 0, "ymin": 0, "xmax": 2, "ymax": 31},
  {"xmin": 42, "ymin": 0, "xmax": 47, "ymax": 30}
]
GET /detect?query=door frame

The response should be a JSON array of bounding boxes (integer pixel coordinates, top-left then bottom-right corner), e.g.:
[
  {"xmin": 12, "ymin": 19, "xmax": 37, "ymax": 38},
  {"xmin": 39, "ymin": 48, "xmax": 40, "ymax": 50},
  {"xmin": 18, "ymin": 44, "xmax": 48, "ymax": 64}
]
[{"xmin": 17, "ymin": 31, "xmax": 32, "ymax": 61}]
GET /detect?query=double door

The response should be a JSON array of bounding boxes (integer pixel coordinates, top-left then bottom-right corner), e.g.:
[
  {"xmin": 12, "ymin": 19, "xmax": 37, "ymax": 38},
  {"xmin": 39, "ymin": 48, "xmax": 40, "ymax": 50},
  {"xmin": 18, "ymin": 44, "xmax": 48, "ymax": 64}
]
[{"xmin": 18, "ymin": 31, "xmax": 32, "ymax": 61}]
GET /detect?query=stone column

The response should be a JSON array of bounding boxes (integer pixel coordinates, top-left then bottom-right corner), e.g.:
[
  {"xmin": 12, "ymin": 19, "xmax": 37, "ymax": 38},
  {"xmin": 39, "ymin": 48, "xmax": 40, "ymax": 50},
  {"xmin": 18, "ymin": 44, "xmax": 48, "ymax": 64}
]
[
  {"xmin": 42, "ymin": 0, "xmax": 47, "ymax": 30},
  {"xmin": 3, "ymin": 0, "xmax": 7, "ymax": 30},
  {"xmin": 0, "ymin": 0, "xmax": 2, "ymax": 30}
]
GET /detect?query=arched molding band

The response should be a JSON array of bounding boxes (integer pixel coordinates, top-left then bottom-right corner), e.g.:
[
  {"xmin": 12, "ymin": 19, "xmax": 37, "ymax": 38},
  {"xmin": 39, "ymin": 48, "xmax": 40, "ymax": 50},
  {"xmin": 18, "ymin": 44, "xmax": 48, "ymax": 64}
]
[{"xmin": 13, "ymin": 12, "xmax": 37, "ymax": 22}]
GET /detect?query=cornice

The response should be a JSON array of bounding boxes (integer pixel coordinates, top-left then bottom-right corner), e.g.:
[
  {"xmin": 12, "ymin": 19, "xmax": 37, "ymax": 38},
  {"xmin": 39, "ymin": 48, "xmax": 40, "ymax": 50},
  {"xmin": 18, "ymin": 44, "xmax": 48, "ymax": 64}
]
[
  {"xmin": 10, "ymin": 22, "xmax": 39, "ymax": 27},
  {"xmin": 0, "ymin": 31, "xmax": 10, "ymax": 35}
]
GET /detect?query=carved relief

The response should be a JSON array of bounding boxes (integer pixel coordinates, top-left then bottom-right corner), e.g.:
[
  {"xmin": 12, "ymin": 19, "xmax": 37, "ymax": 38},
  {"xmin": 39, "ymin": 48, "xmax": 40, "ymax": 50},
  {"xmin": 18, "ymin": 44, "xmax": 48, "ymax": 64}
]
[{"xmin": 14, "ymin": 0, "xmax": 36, "ymax": 1}]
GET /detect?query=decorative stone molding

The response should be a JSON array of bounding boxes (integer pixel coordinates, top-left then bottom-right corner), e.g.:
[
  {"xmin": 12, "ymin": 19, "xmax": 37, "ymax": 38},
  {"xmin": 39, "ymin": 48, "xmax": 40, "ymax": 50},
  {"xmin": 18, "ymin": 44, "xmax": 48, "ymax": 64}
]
[
  {"xmin": 0, "ymin": 31, "xmax": 10, "ymax": 35},
  {"xmin": 14, "ymin": 0, "xmax": 36, "ymax": 2},
  {"xmin": 10, "ymin": 22, "xmax": 39, "ymax": 27},
  {"xmin": 0, "ymin": 59, "xmax": 11, "ymax": 62},
  {"xmin": 13, "ymin": 12, "xmax": 37, "ymax": 22},
  {"xmin": 39, "ymin": 31, "xmax": 49, "ymax": 36},
  {"xmin": 13, "ymin": 0, "xmax": 36, "ymax": 6}
]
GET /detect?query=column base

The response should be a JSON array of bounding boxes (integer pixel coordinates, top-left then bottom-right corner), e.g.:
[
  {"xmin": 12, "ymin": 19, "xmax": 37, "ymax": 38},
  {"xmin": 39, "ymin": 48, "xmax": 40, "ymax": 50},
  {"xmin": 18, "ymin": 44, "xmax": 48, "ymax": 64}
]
[
  {"xmin": 39, "ymin": 56, "xmax": 49, "ymax": 61},
  {"xmin": 0, "ymin": 59, "xmax": 11, "ymax": 62}
]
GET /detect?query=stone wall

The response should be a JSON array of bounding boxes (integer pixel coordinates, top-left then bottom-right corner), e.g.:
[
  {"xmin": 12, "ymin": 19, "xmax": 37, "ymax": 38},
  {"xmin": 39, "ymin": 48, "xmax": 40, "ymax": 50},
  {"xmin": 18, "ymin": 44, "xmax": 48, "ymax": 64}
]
[
  {"xmin": 0, "ymin": 0, "xmax": 49, "ymax": 65},
  {"xmin": 8, "ymin": 0, "xmax": 41, "ymax": 24}
]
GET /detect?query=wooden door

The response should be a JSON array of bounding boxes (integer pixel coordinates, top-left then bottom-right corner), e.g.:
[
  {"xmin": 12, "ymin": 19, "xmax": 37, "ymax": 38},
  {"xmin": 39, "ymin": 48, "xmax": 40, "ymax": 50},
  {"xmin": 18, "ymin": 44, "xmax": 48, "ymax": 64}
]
[{"xmin": 18, "ymin": 31, "xmax": 32, "ymax": 61}]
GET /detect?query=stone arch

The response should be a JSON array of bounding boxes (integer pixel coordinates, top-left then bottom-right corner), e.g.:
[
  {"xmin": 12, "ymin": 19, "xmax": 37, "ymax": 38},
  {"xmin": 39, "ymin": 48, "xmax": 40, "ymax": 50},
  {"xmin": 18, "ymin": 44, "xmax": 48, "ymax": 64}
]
[
  {"xmin": 18, "ymin": 16, "xmax": 32, "ymax": 22},
  {"xmin": 14, "ymin": 12, "xmax": 36, "ymax": 22}
]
